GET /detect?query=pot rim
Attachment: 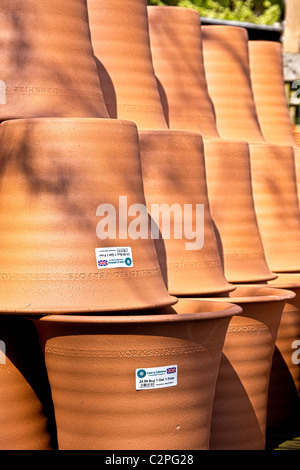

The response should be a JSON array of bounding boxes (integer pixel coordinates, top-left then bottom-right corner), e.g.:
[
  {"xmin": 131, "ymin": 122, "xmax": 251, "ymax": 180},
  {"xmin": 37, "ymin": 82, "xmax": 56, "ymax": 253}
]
[
  {"xmin": 0, "ymin": 117, "xmax": 137, "ymax": 129},
  {"xmin": 28, "ymin": 300, "xmax": 242, "ymax": 324},
  {"xmin": 0, "ymin": 295, "xmax": 179, "ymax": 315},
  {"xmin": 197, "ymin": 285, "xmax": 296, "ymax": 304}
]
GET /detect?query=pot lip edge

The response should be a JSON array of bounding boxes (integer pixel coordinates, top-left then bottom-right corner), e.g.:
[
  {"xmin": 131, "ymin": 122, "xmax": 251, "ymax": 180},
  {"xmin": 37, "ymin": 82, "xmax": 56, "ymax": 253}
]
[{"xmin": 26, "ymin": 302, "xmax": 242, "ymax": 324}]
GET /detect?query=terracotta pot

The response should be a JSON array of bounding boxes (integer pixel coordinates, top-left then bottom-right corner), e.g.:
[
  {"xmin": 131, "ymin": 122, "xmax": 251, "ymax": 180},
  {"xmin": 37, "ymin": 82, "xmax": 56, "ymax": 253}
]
[
  {"xmin": 87, "ymin": 0, "xmax": 167, "ymax": 130},
  {"xmin": 0, "ymin": 315, "xmax": 56, "ymax": 449},
  {"xmin": 203, "ymin": 139, "xmax": 276, "ymax": 283},
  {"xmin": 201, "ymin": 25, "xmax": 265, "ymax": 143},
  {"xmin": 0, "ymin": 0, "xmax": 108, "ymax": 119},
  {"xmin": 31, "ymin": 299, "xmax": 242, "ymax": 450},
  {"xmin": 199, "ymin": 285, "xmax": 295, "ymax": 450},
  {"xmin": 248, "ymin": 40, "xmax": 296, "ymax": 148},
  {"xmin": 0, "ymin": 118, "xmax": 175, "ymax": 313},
  {"xmin": 139, "ymin": 129, "xmax": 234, "ymax": 296},
  {"xmin": 147, "ymin": 7, "xmax": 275, "ymax": 284},
  {"xmin": 249, "ymin": 143, "xmax": 300, "ymax": 272},
  {"xmin": 147, "ymin": 6, "xmax": 219, "ymax": 138},
  {"xmin": 202, "ymin": 25, "xmax": 300, "ymax": 273},
  {"xmin": 248, "ymin": 41, "xmax": 300, "ymax": 209},
  {"xmin": 263, "ymin": 273, "xmax": 300, "ymax": 427}
]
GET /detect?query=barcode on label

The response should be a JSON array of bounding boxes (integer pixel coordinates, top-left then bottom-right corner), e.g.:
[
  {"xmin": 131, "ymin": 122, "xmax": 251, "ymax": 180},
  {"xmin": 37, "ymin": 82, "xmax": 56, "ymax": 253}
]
[{"xmin": 140, "ymin": 382, "xmax": 155, "ymax": 388}]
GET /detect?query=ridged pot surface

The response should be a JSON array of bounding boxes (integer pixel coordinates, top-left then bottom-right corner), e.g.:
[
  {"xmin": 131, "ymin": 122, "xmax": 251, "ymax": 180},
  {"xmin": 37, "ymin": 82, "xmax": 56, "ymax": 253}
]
[
  {"xmin": 202, "ymin": 25, "xmax": 300, "ymax": 273},
  {"xmin": 249, "ymin": 41, "xmax": 297, "ymax": 148},
  {"xmin": 147, "ymin": 7, "xmax": 274, "ymax": 284},
  {"xmin": 0, "ymin": 0, "xmax": 108, "ymax": 119},
  {"xmin": 249, "ymin": 142, "xmax": 300, "ymax": 272},
  {"xmin": 199, "ymin": 285, "xmax": 295, "ymax": 450},
  {"xmin": 265, "ymin": 273, "xmax": 300, "ymax": 426},
  {"xmin": 138, "ymin": 129, "xmax": 234, "ymax": 296},
  {"xmin": 203, "ymin": 138, "xmax": 275, "ymax": 283},
  {"xmin": 0, "ymin": 118, "xmax": 175, "ymax": 313},
  {"xmin": 201, "ymin": 25, "xmax": 265, "ymax": 143},
  {"xmin": 147, "ymin": 6, "xmax": 219, "ymax": 138},
  {"xmin": 87, "ymin": 0, "xmax": 167, "ymax": 130},
  {"xmin": 32, "ymin": 299, "xmax": 241, "ymax": 450}
]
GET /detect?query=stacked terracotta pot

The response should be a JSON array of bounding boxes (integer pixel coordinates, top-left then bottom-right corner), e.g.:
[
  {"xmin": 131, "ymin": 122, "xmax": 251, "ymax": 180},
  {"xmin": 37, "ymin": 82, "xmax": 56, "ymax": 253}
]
[
  {"xmin": 0, "ymin": 0, "xmax": 247, "ymax": 451},
  {"xmin": 146, "ymin": 5, "xmax": 299, "ymax": 449},
  {"xmin": 247, "ymin": 40, "xmax": 300, "ymax": 428}
]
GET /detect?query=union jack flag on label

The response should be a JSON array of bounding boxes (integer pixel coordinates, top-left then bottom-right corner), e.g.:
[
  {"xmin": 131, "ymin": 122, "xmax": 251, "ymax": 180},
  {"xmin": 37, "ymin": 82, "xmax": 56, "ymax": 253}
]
[
  {"xmin": 98, "ymin": 260, "xmax": 108, "ymax": 267},
  {"xmin": 167, "ymin": 367, "xmax": 177, "ymax": 374}
]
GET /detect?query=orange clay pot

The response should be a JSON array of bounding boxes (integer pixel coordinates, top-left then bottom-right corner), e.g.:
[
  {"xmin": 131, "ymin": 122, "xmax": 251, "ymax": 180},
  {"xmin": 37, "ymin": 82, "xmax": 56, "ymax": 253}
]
[
  {"xmin": 261, "ymin": 273, "xmax": 300, "ymax": 427},
  {"xmin": 249, "ymin": 41, "xmax": 300, "ymax": 210},
  {"xmin": 147, "ymin": 7, "xmax": 275, "ymax": 284},
  {"xmin": 200, "ymin": 285, "xmax": 296, "ymax": 450},
  {"xmin": 0, "ymin": 118, "xmax": 175, "ymax": 313},
  {"xmin": 0, "ymin": 315, "xmax": 56, "ymax": 449},
  {"xmin": 248, "ymin": 142, "xmax": 300, "ymax": 272},
  {"xmin": 202, "ymin": 25, "xmax": 300, "ymax": 273},
  {"xmin": 87, "ymin": 0, "xmax": 167, "ymax": 130},
  {"xmin": 31, "ymin": 299, "xmax": 242, "ymax": 450},
  {"xmin": 248, "ymin": 40, "xmax": 296, "ymax": 148},
  {"xmin": 147, "ymin": 6, "xmax": 219, "ymax": 138},
  {"xmin": 0, "ymin": 0, "xmax": 108, "ymax": 119},
  {"xmin": 138, "ymin": 129, "xmax": 234, "ymax": 296}
]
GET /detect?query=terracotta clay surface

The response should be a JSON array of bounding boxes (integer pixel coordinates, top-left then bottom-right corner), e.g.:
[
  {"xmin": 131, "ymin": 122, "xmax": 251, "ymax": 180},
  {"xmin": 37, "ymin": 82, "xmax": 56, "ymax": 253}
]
[
  {"xmin": 248, "ymin": 143, "xmax": 300, "ymax": 272},
  {"xmin": 249, "ymin": 41, "xmax": 300, "ymax": 209},
  {"xmin": 0, "ymin": 315, "xmax": 56, "ymax": 449},
  {"xmin": 202, "ymin": 25, "xmax": 300, "ymax": 273},
  {"xmin": 0, "ymin": 118, "xmax": 175, "ymax": 313},
  {"xmin": 0, "ymin": 0, "xmax": 108, "ymax": 119},
  {"xmin": 147, "ymin": 7, "xmax": 274, "ymax": 283},
  {"xmin": 200, "ymin": 285, "xmax": 295, "ymax": 450},
  {"xmin": 32, "ymin": 299, "xmax": 241, "ymax": 450},
  {"xmin": 148, "ymin": 6, "xmax": 219, "ymax": 137},
  {"xmin": 249, "ymin": 41, "xmax": 297, "ymax": 148},
  {"xmin": 264, "ymin": 273, "xmax": 300, "ymax": 427},
  {"xmin": 139, "ymin": 129, "xmax": 234, "ymax": 295},
  {"xmin": 87, "ymin": 0, "xmax": 167, "ymax": 129}
]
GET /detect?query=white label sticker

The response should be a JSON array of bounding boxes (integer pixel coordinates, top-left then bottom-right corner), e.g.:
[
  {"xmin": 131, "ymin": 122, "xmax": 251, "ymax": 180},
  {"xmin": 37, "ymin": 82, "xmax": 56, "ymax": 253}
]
[
  {"xmin": 95, "ymin": 247, "xmax": 133, "ymax": 269},
  {"xmin": 136, "ymin": 365, "xmax": 178, "ymax": 390}
]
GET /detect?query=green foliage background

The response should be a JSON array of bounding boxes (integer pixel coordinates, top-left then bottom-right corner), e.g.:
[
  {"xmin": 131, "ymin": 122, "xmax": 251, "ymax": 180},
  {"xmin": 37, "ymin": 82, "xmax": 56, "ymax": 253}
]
[{"xmin": 147, "ymin": 0, "xmax": 285, "ymax": 25}]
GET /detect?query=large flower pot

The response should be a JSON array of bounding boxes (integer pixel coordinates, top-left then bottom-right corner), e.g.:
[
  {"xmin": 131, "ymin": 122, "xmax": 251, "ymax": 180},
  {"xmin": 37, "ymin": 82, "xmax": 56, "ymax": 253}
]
[
  {"xmin": 87, "ymin": 0, "xmax": 167, "ymax": 130},
  {"xmin": 0, "ymin": 118, "xmax": 175, "ymax": 313},
  {"xmin": 201, "ymin": 25, "xmax": 300, "ymax": 273},
  {"xmin": 147, "ymin": 6, "xmax": 219, "ymax": 138},
  {"xmin": 147, "ymin": 6, "xmax": 275, "ymax": 284},
  {"xmin": 0, "ymin": 0, "xmax": 108, "ymax": 119},
  {"xmin": 199, "ymin": 285, "xmax": 295, "ymax": 450},
  {"xmin": 0, "ymin": 315, "xmax": 56, "ymax": 449},
  {"xmin": 263, "ymin": 274, "xmax": 300, "ymax": 427},
  {"xmin": 31, "ymin": 299, "xmax": 242, "ymax": 450},
  {"xmin": 248, "ymin": 40, "xmax": 296, "ymax": 148},
  {"xmin": 138, "ymin": 129, "xmax": 234, "ymax": 296},
  {"xmin": 249, "ymin": 41, "xmax": 300, "ymax": 208}
]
